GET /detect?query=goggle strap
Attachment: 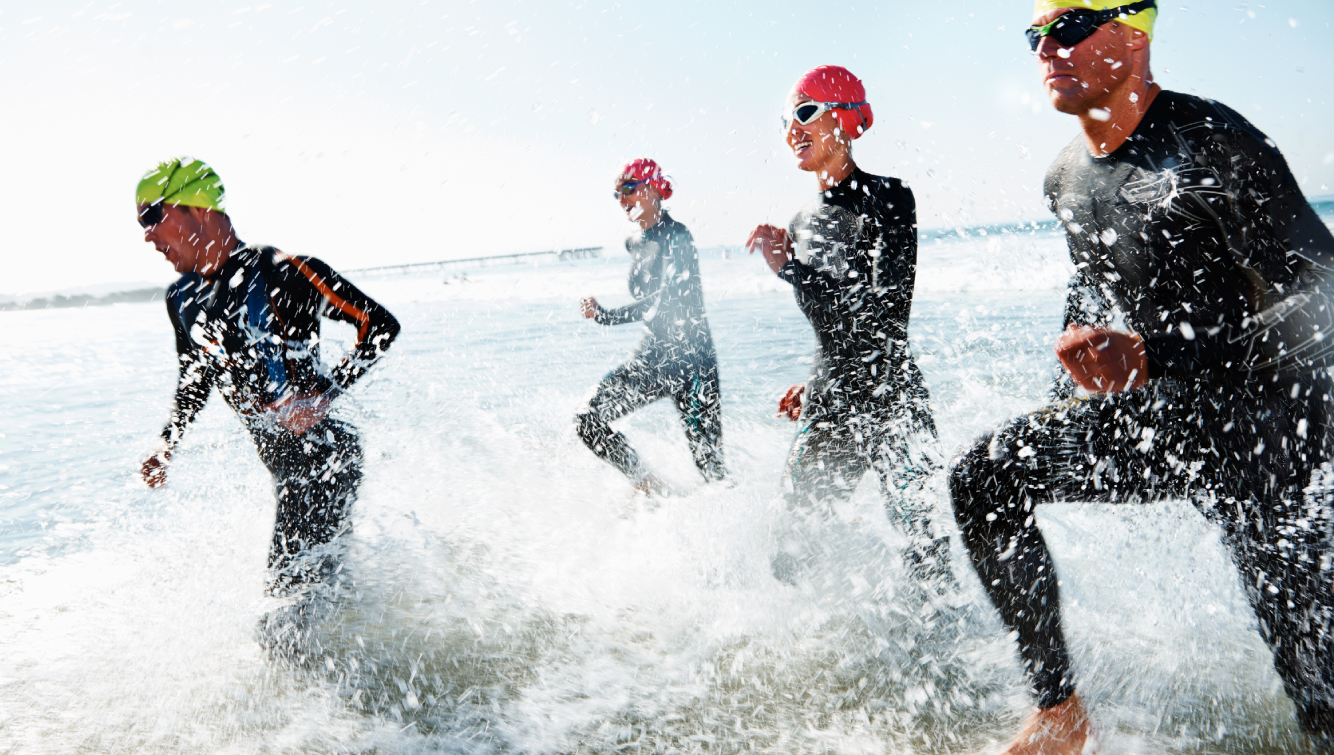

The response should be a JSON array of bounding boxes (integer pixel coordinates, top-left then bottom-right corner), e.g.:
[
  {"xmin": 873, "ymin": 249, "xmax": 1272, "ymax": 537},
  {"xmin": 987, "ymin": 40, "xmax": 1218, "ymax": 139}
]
[{"xmin": 1030, "ymin": 0, "xmax": 1156, "ymax": 37}]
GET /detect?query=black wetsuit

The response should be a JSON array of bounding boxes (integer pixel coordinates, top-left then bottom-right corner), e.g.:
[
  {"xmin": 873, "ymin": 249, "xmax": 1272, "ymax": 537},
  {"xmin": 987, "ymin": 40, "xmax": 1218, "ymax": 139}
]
[
  {"xmin": 576, "ymin": 212, "xmax": 725, "ymax": 483},
  {"xmin": 162, "ymin": 244, "xmax": 399, "ymax": 593},
  {"xmin": 776, "ymin": 167, "xmax": 947, "ymax": 580},
  {"xmin": 949, "ymin": 91, "xmax": 1334, "ymax": 734}
]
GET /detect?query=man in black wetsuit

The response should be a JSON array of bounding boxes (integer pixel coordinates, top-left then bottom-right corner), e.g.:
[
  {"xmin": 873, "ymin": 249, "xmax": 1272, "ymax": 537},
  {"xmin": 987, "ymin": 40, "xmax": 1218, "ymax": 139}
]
[
  {"xmin": 136, "ymin": 158, "xmax": 400, "ymax": 596},
  {"xmin": 747, "ymin": 65, "xmax": 949, "ymax": 586},
  {"xmin": 949, "ymin": 4, "xmax": 1334, "ymax": 752},
  {"xmin": 577, "ymin": 158, "xmax": 725, "ymax": 493}
]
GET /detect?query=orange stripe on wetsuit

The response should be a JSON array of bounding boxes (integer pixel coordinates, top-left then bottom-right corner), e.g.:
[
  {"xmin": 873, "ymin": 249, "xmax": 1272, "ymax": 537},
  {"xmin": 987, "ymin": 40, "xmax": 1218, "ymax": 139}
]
[{"xmin": 280, "ymin": 253, "xmax": 371, "ymax": 343}]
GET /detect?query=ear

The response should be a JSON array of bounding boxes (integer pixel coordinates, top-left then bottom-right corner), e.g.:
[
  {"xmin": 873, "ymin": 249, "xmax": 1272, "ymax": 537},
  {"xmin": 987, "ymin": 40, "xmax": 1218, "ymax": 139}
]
[
  {"xmin": 1124, "ymin": 25, "xmax": 1149, "ymax": 52},
  {"xmin": 183, "ymin": 204, "xmax": 211, "ymax": 223}
]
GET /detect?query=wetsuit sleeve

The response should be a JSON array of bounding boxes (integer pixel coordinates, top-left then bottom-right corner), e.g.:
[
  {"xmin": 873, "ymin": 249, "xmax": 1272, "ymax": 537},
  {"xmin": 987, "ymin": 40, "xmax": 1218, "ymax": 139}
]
[
  {"xmin": 777, "ymin": 209, "xmax": 863, "ymax": 312},
  {"xmin": 594, "ymin": 292, "xmax": 656, "ymax": 325},
  {"xmin": 594, "ymin": 238, "xmax": 663, "ymax": 326},
  {"xmin": 279, "ymin": 256, "xmax": 401, "ymax": 393},
  {"xmin": 869, "ymin": 183, "xmax": 918, "ymax": 307},
  {"xmin": 1140, "ymin": 128, "xmax": 1334, "ymax": 377},
  {"xmin": 1060, "ymin": 272, "xmax": 1117, "ymax": 330},
  {"xmin": 160, "ymin": 294, "xmax": 215, "ymax": 450}
]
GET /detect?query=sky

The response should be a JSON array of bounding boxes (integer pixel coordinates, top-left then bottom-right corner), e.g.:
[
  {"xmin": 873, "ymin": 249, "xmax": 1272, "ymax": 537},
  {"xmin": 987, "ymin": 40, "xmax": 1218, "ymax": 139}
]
[{"xmin": 1, "ymin": 0, "xmax": 1331, "ymax": 294}]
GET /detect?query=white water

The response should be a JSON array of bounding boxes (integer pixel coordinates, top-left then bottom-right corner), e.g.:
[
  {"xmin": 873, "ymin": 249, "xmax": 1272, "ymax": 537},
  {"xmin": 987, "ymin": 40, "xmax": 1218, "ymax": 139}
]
[{"xmin": 0, "ymin": 228, "xmax": 1326, "ymax": 753}]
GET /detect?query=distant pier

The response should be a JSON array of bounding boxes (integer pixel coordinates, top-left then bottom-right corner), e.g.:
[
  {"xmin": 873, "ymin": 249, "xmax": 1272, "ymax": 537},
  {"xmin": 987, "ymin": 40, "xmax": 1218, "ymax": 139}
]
[{"xmin": 345, "ymin": 247, "xmax": 603, "ymax": 277}]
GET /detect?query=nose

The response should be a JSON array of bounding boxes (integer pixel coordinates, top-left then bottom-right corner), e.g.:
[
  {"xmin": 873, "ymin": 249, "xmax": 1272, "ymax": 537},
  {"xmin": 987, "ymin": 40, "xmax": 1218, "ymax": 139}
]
[{"xmin": 1036, "ymin": 32, "xmax": 1065, "ymax": 59}]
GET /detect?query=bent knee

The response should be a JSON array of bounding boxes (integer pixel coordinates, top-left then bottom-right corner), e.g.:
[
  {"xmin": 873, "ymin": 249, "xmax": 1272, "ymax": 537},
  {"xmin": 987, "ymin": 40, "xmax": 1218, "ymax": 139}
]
[
  {"xmin": 574, "ymin": 409, "xmax": 605, "ymax": 444},
  {"xmin": 947, "ymin": 433, "xmax": 1008, "ymax": 523},
  {"xmin": 948, "ymin": 433, "xmax": 998, "ymax": 490}
]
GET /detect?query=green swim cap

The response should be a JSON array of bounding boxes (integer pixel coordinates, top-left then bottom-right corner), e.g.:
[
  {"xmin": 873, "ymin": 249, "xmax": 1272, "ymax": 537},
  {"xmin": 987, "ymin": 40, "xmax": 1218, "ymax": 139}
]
[
  {"xmin": 135, "ymin": 157, "xmax": 226, "ymax": 213},
  {"xmin": 1034, "ymin": 0, "xmax": 1156, "ymax": 40}
]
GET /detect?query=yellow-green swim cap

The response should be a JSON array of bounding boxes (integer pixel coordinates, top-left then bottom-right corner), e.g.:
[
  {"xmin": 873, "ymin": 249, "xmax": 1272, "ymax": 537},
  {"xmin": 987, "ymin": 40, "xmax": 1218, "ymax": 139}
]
[
  {"xmin": 1033, "ymin": 0, "xmax": 1157, "ymax": 41},
  {"xmin": 135, "ymin": 158, "xmax": 226, "ymax": 213}
]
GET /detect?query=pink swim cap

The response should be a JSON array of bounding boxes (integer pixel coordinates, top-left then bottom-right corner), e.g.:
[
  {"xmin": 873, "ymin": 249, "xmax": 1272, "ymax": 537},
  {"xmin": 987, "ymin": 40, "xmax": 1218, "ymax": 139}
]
[
  {"xmin": 617, "ymin": 158, "xmax": 673, "ymax": 200},
  {"xmin": 792, "ymin": 65, "xmax": 874, "ymax": 139}
]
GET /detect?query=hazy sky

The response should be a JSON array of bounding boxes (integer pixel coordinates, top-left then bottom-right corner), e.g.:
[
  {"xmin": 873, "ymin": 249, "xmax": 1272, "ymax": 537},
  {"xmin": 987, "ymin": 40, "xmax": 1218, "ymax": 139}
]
[{"xmin": 1, "ymin": 0, "xmax": 1331, "ymax": 293}]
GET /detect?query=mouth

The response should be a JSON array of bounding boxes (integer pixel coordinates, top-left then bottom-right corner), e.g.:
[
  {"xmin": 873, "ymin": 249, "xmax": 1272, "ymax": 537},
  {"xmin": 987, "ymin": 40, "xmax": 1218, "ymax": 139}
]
[{"xmin": 792, "ymin": 140, "xmax": 813, "ymax": 156}]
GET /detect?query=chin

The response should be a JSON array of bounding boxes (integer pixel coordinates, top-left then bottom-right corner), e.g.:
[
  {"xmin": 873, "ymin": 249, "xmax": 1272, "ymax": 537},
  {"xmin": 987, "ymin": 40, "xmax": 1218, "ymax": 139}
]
[{"xmin": 1046, "ymin": 88, "xmax": 1090, "ymax": 115}]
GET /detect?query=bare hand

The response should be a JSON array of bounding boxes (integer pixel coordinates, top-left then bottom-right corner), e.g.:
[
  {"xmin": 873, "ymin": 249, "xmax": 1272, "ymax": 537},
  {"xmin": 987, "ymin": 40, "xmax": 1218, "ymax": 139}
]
[
  {"xmin": 141, "ymin": 447, "xmax": 171, "ymax": 488},
  {"xmin": 265, "ymin": 391, "xmax": 331, "ymax": 435},
  {"xmin": 580, "ymin": 296, "xmax": 599, "ymax": 319},
  {"xmin": 1055, "ymin": 325, "xmax": 1148, "ymax": 394},
  {"xmin": 778, "ymin": 383, "xmax": 806, "ymax": 421},
  {"xmin": 746, "ymin": 224, "xmax": 793, "ymax": 275}
]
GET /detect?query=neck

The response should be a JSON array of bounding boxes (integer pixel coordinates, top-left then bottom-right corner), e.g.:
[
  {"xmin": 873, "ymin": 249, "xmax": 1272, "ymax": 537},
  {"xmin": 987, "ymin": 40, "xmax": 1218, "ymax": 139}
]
[
  {"xmin": 197, "ymin": 227, "xmax": 241, "ymax": 277},
  {"xmin": 1078, "ymin": 74, "xmax": 1160, "ymax": 157},
  {"xmin": 816, "ymin": 156, "xmax": 856, "ymax": 191},
  {"xmin": 637, "ymin": 206, "xmax": 663, "ymax": 231}
]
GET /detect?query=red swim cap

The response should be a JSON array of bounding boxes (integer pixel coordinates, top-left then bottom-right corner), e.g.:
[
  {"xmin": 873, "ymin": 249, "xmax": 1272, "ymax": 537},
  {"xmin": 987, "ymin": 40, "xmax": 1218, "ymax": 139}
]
[
  {"xmin": 792, "ymin": 65, "xmax": 873, "ymax": 139},
  {"xmin": 617, "ymin": 158, "xmax": 673, "ymax": 200}
]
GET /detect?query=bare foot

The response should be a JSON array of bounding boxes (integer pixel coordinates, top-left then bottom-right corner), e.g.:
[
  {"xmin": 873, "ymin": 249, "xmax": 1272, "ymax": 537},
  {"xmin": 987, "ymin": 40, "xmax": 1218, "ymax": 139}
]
[
  {"xmin": 632, "ymin": 473, "xmax": 669, "ymax": 497},
  {"xmin": 993, "ymin": 694, "xmax": 1096, "ymax": 755}
]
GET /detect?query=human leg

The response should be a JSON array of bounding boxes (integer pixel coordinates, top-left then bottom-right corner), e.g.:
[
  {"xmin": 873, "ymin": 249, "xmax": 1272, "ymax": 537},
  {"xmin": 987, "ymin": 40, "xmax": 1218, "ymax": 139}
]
[
  {"xmin": 257, "ymin": 419, "xmax": 363, "ymax": 595},
  {"xmin": 673, "ymin": 361, "xmax": 725, "ymax": 482},
  {"xmin": 771, "ymin": 417, "xmax": 870, "ymax": 582},
  {"xmin": 870, "ymin": 414, "xmax": 952, "ymax": 587},
  {"xmin": 1198, "ymin": 383, "xmax": 1334, "ymax": 738},
  {"xmin": 949, "ymin": 390, "xmax": 1198, "ymax": 708},
  {"xmin": 575, "ymin": 357, "xmax": 672, "ymax": 482}
]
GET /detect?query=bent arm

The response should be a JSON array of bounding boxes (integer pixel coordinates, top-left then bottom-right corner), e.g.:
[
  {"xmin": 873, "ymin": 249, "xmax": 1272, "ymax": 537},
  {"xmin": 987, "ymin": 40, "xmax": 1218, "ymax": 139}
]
[
  {"xmin": 594, "ymin": 237, "xmax": 665, "ymax": 325},
  {"xmin": 594, "ymin": 293, "xmax": 658, "ymax": 326},
  {"xmin": 284, "ymin": 256, "xmax": 401, "ymax": 393},
  {"xmin": 160, "ymin": 299, "xmax": 215, "ymax": 450}
]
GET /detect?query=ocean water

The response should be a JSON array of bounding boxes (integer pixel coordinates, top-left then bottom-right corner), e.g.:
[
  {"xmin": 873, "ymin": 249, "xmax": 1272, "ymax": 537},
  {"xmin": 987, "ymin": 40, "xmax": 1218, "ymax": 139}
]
[{"xmin": 0, "ymin": 226, "xmax": 1329, "ymax": 754}]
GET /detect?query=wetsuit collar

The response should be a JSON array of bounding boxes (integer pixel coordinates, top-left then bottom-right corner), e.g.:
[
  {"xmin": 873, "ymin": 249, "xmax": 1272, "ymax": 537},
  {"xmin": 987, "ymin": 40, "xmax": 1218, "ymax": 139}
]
[
  {"xmin": 643, "ymin": 211, "xmax": 671, "ymax": 236},
  {"xmin": 823, "ymin": 166, "xmax": 868, "ymax": 195}
]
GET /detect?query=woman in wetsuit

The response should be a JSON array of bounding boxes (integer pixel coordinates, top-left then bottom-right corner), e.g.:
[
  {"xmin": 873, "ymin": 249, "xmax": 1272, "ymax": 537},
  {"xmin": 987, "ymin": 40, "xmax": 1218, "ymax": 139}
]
[
  {"xmin": 576, "ymin": 159, "xmax": 725, "ymax": 493},
  {"xmin": 746, "ymin": 66, "xmax": 949, "ymax": 585}
]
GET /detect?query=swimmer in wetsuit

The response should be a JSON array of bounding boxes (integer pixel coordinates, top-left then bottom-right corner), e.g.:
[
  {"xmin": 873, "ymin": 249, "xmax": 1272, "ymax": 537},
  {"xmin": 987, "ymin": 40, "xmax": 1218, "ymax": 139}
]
[
  {"xmin": 135, "ymin": 158, "xmax": 399, "ymax": 596},
  {"xmin": 576, "ymin": 159, "xmax": 725, "ymax": 493},
  {"xmin": 949, "ymin": 3, "xmax": 1334, "ymax": 752},
  {"xmin": 746, "ymin": 66, "xmax": 949, "ymax": 586}
]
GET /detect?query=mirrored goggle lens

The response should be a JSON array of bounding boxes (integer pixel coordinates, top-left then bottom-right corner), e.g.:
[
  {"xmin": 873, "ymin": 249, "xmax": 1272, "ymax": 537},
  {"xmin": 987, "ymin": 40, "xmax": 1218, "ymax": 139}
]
[
  {"xmin": 1027, "ymin": 11, "xmax": 1099, "ymax": 51},
  {"xmin": 615, "ymin": 179, "xmax": 644, "ymax": 197},
  {"xmin": 138, "ymin": 203, "xmax": 164, "ymax": 227}
]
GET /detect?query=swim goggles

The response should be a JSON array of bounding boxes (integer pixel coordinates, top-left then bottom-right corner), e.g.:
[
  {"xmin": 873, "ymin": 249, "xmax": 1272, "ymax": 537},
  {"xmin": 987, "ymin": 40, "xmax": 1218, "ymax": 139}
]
[
  {"xmin": 1026, "ymin": 0, "xmax": 1156, "ymax": 52},
  {"xmin": 613, "ymin": 178, "xmax": 648, "ymax": 198},
  {"xmin": 138, "ymin": 202, "xmax": 165, "ymax": 228},
  {"xmin": 782, "ymin": 100, "xmax": 868, "ymax": 131}
]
